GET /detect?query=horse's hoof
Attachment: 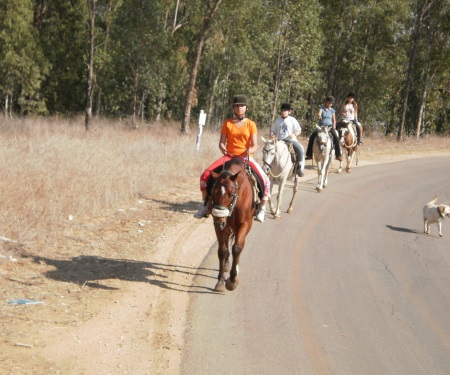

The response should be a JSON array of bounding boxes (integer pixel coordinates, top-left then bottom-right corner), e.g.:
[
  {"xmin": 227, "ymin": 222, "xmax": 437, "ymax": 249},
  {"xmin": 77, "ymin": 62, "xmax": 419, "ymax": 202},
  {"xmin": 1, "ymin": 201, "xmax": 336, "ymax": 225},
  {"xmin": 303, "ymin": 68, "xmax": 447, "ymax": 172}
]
[
  {"xmin": 274, "ymin": 215, "xmax": 281, "ymax": 220},
  {"xmin": 214, "ymin": 280, "xmax": 226, "ymax": 292},
  {"xmin": 225, "ymin": 277, "xmax": 239, "ymax": 291},
  {"xmin": 224, "ymin": 259, "xmax": 231, "ymax": 273},
  {"xmin": 316, "ymin": 187, "xmax": 322, "ymax": 192},
  {"xmin": 346, "ymin": 169, "xmax": 351, "ymax": 173},
  {"xmin": 337, "ymin": 169, "xmax": 342, "ymax": 174},
  {"xmin": 287, "ymin": 208, "xmax": 293, "ymax": 214}
]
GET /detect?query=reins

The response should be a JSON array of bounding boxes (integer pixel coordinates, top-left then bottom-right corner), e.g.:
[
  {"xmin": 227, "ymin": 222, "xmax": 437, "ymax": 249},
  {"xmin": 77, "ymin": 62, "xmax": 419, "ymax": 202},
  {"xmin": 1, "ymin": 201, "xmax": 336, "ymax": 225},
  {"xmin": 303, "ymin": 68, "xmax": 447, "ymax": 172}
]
[{"xmin": 263, "ymin": 141, "xmax": 290, "ymax": 178}]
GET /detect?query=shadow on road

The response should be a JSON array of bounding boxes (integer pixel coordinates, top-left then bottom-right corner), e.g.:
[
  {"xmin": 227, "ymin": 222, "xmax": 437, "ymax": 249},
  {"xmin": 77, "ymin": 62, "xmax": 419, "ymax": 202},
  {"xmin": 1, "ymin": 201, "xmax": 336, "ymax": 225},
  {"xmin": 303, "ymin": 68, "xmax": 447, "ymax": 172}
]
[{"xmin": 386, "ymin": 225, "xmax": 420, "ymax": 234}]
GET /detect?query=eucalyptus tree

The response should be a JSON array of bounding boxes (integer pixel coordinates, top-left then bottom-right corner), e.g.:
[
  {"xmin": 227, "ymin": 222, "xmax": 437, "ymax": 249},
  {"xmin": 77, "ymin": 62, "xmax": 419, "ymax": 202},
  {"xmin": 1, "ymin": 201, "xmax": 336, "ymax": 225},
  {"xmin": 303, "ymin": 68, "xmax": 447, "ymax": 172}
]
[
  {"xmin": 317, "ymin": 0, "xmax": 409, "ymax": 133},
  {"xmin": 180, "ymin": 0, "xmax": 223, "ymax": 134},
  {"xmin": 37, "ymin": 0, "xmax": 89, "ymax": 114},
  {"xmin": 270, "ymin": 0, "xmax": 323, "ymax": 125},
  {"xmin": 408, "ymin": 0, "xmax": 449, "ymax": 137},
  {"xmin": 190, "ymin": 0, "xmax": 322, "ymax": 131},
  {"xmin": 0, "ymin": 0, "xmax": 49, "ymax": 116}
]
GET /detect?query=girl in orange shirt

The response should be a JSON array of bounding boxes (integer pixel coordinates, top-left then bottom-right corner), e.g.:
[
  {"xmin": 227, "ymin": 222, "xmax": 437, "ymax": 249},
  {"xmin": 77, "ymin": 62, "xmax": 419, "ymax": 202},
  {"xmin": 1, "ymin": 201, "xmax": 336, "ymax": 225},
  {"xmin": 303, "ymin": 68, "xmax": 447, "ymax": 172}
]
[{"xmin": 194, "ymin": 95, "xmax": 270, "ymax": 222}]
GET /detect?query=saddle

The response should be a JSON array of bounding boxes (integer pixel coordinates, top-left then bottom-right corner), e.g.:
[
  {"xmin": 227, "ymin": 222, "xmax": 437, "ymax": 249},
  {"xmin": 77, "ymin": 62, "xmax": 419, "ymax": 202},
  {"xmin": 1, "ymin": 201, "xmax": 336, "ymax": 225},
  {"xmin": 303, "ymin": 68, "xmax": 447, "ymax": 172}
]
[
  {"xmin": 206, "ymin": 161, "xmax": 263, "ymax": 206},
  {"xmin": 281, "ymin": 139, "xmax": 297, "ymax": 163}
]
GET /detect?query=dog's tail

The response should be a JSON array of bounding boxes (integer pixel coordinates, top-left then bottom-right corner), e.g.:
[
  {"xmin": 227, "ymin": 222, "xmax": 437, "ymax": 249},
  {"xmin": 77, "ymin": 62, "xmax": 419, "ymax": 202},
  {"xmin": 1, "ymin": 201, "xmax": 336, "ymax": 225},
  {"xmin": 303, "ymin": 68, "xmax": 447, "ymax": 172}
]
[{"xmin": 429, "ymin": 195, "xmax": 438, "ymax": 204}]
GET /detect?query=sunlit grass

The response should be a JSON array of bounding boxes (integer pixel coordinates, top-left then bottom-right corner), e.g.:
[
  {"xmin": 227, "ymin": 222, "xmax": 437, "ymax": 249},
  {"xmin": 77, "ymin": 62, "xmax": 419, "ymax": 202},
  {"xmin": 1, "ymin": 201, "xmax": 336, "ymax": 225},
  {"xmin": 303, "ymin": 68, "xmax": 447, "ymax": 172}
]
[{"xmin": 0, "ymin": 117, "xmax": 449, "ymax": 243}]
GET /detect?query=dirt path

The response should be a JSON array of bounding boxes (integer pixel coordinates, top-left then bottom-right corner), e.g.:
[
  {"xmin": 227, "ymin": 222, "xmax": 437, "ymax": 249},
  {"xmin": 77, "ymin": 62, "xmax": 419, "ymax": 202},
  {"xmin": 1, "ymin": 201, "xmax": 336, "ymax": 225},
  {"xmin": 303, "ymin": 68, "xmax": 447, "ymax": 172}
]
[{"xmin": 1, "ymin": 147, "xmax": 449, "ymax": 374}]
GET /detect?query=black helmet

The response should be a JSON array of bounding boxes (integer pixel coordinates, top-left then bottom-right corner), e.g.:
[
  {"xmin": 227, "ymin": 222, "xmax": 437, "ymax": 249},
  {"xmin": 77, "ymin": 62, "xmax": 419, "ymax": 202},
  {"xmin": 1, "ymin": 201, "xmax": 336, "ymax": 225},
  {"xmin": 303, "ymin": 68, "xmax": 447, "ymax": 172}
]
[
  {"xmin": 233, "ymin": 95, "xmax": 249, "ymax": 106},
  {"xmin": 280, "ymin": 103, "xmax": 292, "ymax": 111}
]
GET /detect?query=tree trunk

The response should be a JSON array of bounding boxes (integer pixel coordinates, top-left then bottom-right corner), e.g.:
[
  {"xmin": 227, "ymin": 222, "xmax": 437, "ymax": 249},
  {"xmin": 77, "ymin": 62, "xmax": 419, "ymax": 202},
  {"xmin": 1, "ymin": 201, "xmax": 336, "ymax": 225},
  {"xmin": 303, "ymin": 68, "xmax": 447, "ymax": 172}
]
[
  {"xmin": 416, "ymin": 70, "xmax": 432, "ymax": 139},
  {"xmin": 206, "ymin": 73, "xmax": 219, "ymax": 127},
  {"xmin": 398, "ymin": 0, "xmax": 430, "ymax": 140},
  {"xmin": 327, "ymin": 43, "xmax": 339, "ymax": 95},
  {"xmin": 132, "ymin": 71, "xmax": 138, "ymax": 124},
  {"xmin": 85, "ymin": 0, "xmax": 95, "ymax": 131},
  {"xmin": 180, "ymin": 0, "xmax": 222, "ymax": 134},
  {"xmin": 33, "ymin": 0, "xmax": 47, "ymax": 29},
  {"xmin": 4, "ymin": 95, "xmax": 9, "ymax": 118},
  {"xmin": 272, "ymin": 29, "xmax": 288, "ymax": 123}
]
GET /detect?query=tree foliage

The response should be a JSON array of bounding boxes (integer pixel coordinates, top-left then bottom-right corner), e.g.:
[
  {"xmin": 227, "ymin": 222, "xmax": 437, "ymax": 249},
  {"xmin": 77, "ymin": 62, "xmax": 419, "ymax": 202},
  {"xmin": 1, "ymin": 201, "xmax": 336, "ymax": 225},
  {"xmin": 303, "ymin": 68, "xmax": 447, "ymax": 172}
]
[{"xmin": 0, "ymin": 0, "xmax": 448, "ymax": 136}]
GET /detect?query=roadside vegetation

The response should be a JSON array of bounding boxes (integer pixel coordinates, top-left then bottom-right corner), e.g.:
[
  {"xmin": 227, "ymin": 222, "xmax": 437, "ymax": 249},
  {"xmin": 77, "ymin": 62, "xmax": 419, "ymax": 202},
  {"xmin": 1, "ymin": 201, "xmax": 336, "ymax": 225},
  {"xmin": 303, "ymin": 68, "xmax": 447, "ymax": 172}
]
[
  {"xmin": 1, "ymin": 1, "xmax": 448, "ymax": 137},
  {"xmin": 1, "ymin": 117, "xmax": 449, "ymax": 246}
]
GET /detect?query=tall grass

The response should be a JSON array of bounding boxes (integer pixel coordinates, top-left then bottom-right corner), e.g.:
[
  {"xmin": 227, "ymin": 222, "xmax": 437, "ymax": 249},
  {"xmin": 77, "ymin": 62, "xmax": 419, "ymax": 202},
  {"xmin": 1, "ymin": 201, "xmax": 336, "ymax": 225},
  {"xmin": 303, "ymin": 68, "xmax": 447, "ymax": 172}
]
[
  {"xmin": 0, "ymin": 117, "xmax": 218, "ymax": 243},
  {"xmin": 1, "ymin": 117, "xmax": 449, "ymax": 244}
]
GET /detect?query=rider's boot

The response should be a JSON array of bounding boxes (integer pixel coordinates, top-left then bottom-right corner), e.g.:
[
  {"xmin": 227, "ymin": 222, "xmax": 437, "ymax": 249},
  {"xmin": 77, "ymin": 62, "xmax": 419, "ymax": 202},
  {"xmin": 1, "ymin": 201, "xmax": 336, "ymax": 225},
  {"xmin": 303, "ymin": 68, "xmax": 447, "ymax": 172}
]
[
  {"xmin": 296, "ymin": 162, "xmax": 304, "ymax": 177},
  {"xmin": 255, "ymin": 206, "xmax": 266, "ymax": 223},
  {"xmin": 193, "ymin": 205, "xmax": 209, "ymax": 219}
]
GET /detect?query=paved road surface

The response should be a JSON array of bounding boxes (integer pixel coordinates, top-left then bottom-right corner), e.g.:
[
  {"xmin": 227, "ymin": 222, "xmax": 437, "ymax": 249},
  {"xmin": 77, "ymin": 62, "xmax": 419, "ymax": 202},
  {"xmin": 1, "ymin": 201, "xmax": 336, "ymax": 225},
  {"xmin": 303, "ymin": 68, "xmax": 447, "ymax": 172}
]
[{"xmin": 182, "ymin": 157, "xmax": 450, "ymax": 375}]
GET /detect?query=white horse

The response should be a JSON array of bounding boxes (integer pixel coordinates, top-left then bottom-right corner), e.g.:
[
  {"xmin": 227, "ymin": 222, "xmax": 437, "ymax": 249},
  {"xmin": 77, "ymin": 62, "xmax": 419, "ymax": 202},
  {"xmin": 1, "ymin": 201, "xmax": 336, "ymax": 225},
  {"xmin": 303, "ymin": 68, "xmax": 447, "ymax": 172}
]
[
  {"xmin": 312, "ymin": 125, "xmax": 333, "ymax": 192},
  {"xmin": 337, "ymin": 120, "xmax": 358, "ymax": 173},
  {"xmin": 261, "ymin": 136, "xmax": 300, "ymax": 219}
]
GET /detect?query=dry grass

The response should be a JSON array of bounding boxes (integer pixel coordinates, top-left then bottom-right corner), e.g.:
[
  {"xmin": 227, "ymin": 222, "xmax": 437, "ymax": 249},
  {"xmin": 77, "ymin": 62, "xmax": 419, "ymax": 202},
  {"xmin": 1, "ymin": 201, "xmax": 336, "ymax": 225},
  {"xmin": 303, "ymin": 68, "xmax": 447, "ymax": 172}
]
[
  {"xmin": 0, "ymin": 117, "xmax": 449, "ymax": 246},
  {"xmin": 0, "ymin": 117, "xmax": 218, "ymax": 244}
]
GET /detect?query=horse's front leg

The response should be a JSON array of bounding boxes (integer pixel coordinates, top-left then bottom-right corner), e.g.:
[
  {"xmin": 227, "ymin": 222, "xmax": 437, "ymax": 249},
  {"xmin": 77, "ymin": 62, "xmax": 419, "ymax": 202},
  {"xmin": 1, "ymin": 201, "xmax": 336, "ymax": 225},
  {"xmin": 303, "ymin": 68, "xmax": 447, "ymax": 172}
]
[
  {"xmin": 316, "ymin": 161, "xmax": 324, "ymax": 192},
  {"xmin": 226, "ymin": 224, "xmax": 249, "ymax": 291},
  {"xmin": 337, "ymin": 158, "xmax": 343, "ymax": 173},
  {"xmin": 274, "ymin": 178, "xmax": 285, "ymax": 219},
  {"xmin": 268, "ymin": 178, "xmax": 276, "ymax": 216},
  {"xmin": 346, "ymin": 152, "xmax": 353, "ymax": 173},
  {"xmin": 214, "ymin": 228, "xmax": 230, "ymax": 292}
]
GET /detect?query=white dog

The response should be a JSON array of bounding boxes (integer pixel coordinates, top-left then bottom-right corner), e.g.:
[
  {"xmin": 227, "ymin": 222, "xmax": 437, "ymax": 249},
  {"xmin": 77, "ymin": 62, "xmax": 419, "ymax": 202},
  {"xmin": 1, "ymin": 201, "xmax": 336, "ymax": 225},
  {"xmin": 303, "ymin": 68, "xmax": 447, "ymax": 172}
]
[{"xmin": 423, "ymin": 196, "xmax": 450, "ymax": 237}]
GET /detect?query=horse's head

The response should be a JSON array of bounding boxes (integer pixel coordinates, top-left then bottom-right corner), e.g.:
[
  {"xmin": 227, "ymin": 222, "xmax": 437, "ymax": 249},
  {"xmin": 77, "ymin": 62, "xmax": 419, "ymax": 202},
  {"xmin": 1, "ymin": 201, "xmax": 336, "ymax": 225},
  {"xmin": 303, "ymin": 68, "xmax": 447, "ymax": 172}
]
[
  {"xmin": 315, "ymin": 126, "xmax": 330, "ymax": 152},
  {"xmin": 210, "ymin": 169, "xmax": 241, "ymax": 231},
  {"xmin": 339, "ymin": 121, "xmax": 356, "ymax": 147},
  {"xmin": 261, "ymin": 136, "xmax": 277, "ymax": 174}
]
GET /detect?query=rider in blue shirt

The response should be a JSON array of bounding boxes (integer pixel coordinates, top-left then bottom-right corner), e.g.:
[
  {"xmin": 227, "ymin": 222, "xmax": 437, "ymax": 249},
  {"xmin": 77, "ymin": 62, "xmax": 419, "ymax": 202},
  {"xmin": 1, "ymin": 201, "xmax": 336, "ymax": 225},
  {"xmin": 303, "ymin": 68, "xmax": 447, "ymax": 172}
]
[{"xmin": 305, "ymin": 96, "xmax": 342, "ymax": 161}]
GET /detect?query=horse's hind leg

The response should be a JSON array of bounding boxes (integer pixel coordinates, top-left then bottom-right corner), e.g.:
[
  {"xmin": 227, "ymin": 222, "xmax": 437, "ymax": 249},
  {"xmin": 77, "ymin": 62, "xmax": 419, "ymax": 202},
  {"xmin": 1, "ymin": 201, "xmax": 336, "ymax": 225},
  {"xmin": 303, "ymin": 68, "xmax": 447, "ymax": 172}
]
[{"xmin": 287, "ymin": 178, "xmax": 299, "ymax": 214}]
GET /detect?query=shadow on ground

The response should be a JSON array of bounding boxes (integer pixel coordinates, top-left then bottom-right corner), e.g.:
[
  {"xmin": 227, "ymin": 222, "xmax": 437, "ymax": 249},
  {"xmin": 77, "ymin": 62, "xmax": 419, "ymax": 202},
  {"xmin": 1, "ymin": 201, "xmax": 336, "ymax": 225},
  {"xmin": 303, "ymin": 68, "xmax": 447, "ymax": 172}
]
[
  {"xmin": 386, "ymin": 225, "xmax": 420, "ymax": 234},
  {"xmin": 28, "ymin": 255, "xmax": 218, "ymax": 294}
]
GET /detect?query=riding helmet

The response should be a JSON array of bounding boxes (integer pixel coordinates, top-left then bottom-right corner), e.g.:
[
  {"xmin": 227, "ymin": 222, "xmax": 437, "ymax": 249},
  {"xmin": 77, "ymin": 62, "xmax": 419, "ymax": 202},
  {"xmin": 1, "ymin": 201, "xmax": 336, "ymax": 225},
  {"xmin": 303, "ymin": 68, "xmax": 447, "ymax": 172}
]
[
  {"xmin": 280, "ymin": 103, "xmax": 292, "ymax": 111},
  {"xmin": 233, "ymin": 95, "xmax": 249, "ymax": 106}
]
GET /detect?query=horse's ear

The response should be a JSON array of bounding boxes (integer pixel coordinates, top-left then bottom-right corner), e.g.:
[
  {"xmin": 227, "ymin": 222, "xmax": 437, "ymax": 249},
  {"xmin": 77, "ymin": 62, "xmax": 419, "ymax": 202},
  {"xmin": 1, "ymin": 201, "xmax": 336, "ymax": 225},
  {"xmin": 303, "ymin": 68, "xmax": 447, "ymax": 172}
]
[
  {"xmin": 261, "ymin": 136, "xmax": 267, "ymax": 144},
  {"xmin": 230, "ymin": 171, "xmax": 241, "ymax": 182},
  {"xmin": 211, "ymin": 171, "xmax": 220, "ymax": 180}
]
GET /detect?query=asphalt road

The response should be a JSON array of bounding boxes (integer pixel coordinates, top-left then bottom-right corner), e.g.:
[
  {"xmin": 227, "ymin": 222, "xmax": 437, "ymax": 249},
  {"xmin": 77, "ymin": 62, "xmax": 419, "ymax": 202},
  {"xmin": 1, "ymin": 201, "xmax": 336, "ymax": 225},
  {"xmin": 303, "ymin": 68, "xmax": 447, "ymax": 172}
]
[{"xmin": 181, "ymin": 157, "xmax": 450, "ymax": 375}]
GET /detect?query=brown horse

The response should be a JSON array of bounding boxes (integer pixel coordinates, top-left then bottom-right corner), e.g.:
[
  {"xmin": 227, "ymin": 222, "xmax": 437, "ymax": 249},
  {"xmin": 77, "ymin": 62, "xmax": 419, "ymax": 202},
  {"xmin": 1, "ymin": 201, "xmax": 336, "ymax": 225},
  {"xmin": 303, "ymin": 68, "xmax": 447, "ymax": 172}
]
[
  {"xmin": 337, "ymin": 121, "xmax": 358, "ymax": 173},
  {"xmin": 209, "ymin": 158, "xmax": 256, "ymax": 292}
]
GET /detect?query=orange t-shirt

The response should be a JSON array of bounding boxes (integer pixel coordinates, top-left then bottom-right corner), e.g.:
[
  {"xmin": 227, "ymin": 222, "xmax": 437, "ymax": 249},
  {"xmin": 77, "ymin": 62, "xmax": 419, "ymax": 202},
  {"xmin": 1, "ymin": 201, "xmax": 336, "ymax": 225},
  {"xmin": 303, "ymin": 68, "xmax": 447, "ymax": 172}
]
[{"xmin": 221, "ymin": 118, "xmax": 257, "ymax": 157}]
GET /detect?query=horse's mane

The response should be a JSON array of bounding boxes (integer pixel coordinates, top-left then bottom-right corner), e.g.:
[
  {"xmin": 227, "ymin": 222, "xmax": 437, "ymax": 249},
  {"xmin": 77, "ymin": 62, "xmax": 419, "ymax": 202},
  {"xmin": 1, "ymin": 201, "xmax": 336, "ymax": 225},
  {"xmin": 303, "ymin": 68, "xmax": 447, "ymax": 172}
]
[{"xmin": 223, "ymin": 157, "xmax": 245, "ymax": 171}]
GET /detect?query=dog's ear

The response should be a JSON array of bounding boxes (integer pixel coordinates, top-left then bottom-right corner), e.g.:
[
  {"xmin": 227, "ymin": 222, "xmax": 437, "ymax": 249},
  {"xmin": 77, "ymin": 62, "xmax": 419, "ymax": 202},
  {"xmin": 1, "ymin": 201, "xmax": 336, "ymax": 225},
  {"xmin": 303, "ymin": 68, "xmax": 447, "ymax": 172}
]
[{"xmin": 439, "ymin": 205, "xmax": 445, "ymax": 215}]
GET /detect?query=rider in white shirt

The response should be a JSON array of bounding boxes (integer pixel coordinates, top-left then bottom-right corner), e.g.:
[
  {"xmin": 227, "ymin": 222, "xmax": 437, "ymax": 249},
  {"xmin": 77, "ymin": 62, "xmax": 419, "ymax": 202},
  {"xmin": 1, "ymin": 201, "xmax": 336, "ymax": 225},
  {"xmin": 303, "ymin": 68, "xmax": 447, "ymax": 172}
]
[
  {"xmin": 271, "ymin": 103, "xmax": 305, "ymax": 177},
  {"xmin": 340, "ymin": 92, "xmax": 363, "ymax": 145}
]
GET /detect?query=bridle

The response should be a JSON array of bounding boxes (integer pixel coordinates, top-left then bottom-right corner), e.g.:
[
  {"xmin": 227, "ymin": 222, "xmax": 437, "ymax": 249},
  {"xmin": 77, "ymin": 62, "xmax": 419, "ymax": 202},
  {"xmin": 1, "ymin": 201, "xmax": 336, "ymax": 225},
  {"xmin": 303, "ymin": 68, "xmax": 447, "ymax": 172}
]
[
  {"xmin": 211, "ymin": 170, "xmax": 240, "ymax": 218},
  {"xmin": 316, "ymin": 127, "xmax": 331, "ymax": 151},
  {"xmin": 262, "ymin": 140, "xmax": 289, "ymax": 178}
]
